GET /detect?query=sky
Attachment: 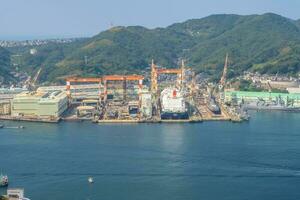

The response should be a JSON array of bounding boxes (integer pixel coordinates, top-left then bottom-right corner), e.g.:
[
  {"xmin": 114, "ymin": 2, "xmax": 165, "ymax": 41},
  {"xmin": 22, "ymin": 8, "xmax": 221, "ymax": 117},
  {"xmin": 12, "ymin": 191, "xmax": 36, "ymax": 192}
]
[{"xmin": 1, "ymin": 0, "xmax": 300, "ymax": 40}]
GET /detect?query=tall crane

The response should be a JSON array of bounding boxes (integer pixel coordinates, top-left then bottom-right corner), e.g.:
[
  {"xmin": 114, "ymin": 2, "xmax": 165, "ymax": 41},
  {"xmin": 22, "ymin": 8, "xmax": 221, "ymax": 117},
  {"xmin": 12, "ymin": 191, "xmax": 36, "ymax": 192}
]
[
  {"xmin": 219, "ymin": 54, "xmax": 229, "ymax": 91},
  {"xmin": 151, "ymin": 60, "xmax": 158, "ymax": 95},
  {"xmin": 27, "ymin": 68, "xmax": 42, "ymax": 91},
  {"xmin": 180, "ymin": 59, "xmax": 186, "ymax": 87},
  {"xmin": 32, "ymin": 68, "xmax": 42, "ymax": 86}
]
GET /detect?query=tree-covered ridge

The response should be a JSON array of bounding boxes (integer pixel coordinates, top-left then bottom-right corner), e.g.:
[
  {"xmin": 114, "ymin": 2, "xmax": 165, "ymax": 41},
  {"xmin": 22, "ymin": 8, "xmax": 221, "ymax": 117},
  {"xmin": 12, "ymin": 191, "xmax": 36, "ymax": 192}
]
[
  {"xmin": 187, "ymin": 13, "xmax": 300, "ymax": 77},
  {"xmin": 0, "ymin": 47, "xmax": 12, "ymax": 83},
  {"xmin": 5, "ymin": 13, "xmax": 300, "ymax": 83},
  {"xmin": 296, "ymin": 19, "xmax": 300, "ymax": 29}
]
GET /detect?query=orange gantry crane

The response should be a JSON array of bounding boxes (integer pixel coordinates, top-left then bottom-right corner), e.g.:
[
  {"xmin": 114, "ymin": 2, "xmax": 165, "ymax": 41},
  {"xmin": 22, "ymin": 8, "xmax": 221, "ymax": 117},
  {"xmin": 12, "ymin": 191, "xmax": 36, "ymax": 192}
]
[
  {"xmin": 102, "ymin": 75, "xmax": 144, "ymax": 102},
  {"xmin": 66, "ymin": 77, "xmax": 102, "ymax": 99},
  {"xmin": 151, "ymin": 60, "xmax": 185, "ymax": 95},
  {"xmin": 65, "ymin": 75, "xmax": 144, "ymax": 101}
]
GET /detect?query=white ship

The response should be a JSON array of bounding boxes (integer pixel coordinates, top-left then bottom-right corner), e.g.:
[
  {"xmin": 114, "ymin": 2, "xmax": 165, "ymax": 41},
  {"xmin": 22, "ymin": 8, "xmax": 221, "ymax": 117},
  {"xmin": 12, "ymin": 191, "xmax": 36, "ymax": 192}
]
[
  {"xmin": 160, "ymin": 87, "xmax": 188, "ymax": 119},
  {"xmin": 0, "ymin": 174, "xmax": 8, "ymax": 187}
]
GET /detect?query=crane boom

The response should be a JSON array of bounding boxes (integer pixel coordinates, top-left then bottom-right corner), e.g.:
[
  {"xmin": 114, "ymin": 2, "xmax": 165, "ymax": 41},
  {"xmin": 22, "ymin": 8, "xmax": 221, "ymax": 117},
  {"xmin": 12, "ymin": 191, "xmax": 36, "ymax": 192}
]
[
  {"xmin": 32, "ymin": 68, "xmax": 42, "ymax": 86},
  {"xmin": 220, "ymin": 54, "xmax": 228, "ymax": 86}
]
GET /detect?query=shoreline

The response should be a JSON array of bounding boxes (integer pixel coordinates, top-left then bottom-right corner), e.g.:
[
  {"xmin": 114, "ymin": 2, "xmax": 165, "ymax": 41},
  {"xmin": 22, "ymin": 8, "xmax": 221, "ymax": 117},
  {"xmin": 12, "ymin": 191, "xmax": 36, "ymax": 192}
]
[{"xmin": 0, "ymin": 116, "xmax": 244, "ymax": 124}]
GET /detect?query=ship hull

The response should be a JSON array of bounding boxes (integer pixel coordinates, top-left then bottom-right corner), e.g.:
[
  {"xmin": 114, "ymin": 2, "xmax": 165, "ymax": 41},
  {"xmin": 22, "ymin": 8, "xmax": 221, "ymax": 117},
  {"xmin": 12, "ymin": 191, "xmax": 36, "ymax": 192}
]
[
  {"xmin": 208, "ymin": 105, "xmax": 221, "ymax": 114},
  {"xmin": 208, "ymin": 97, "xmax": 221, "ymax": 114},
  {"xmin": 161, "ymin": 111, "xmax": 189, "ymax": 120}
]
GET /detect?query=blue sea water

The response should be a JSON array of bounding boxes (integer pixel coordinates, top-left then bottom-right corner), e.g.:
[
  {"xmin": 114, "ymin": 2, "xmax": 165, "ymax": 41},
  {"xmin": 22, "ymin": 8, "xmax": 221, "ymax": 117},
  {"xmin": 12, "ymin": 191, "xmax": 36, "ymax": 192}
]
[{"xmin": 1, "ymin": 111, "xmax": 300, "ymax": 200}]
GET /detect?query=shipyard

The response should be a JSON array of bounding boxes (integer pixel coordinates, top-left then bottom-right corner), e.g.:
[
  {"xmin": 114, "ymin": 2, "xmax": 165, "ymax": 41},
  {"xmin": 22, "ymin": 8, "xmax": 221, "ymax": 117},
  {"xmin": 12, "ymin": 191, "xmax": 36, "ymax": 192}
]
[
  {"xmin": 1, "ymin": 55, "xmax": 300, "ymax": 125},
  {"xmin": 2, "ymin": 1, "xmax": 300, "ymax": 200},
  {"xmin": 0, "ymin": 57, "xmax": 244, "ymax": 124}
]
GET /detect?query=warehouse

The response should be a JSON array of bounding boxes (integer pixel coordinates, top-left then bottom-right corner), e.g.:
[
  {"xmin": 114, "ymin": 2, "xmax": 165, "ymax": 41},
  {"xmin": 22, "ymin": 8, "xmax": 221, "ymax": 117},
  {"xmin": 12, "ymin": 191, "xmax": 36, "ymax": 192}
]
[
  {"xmin": 224, "ymin": 91, "xmax": 300, "ymax": 106},
  {"xmin": 11, "ymin": 91, "xmax": 68, "ymax": 119},
  {"xmin": 0, "ymin": 100, "xmax": 11, "ymax": 115}
]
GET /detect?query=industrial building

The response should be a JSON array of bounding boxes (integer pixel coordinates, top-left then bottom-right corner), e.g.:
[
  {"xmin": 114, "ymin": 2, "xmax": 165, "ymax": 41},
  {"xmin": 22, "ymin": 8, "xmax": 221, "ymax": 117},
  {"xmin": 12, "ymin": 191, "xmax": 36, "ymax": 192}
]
[
  {"xmin": 225, "ymin": 91, "xmax": 300, "ymax": 106},
  {"xmin": 37, "ymin": 84, "xmax": 101, "ymax": 100},
  {"xmin": 140, "ymin": 93, "xmax": 152, "ymax": 118},
  {"xmin": 260, "ymin": 80, "xmax": 299, "ymax": 90},
  {"xmin": 11, "ymin": 91, "xmax": 68, "ymax": 119},
  {"xmin": 287, "ymin": 86, "xmax": 300, "ymax": 94},
  {"xmin": 0, "ymin": 101, "xmax": 11, "ymax": 115},
  {"xmin": 0, "ymin": 87, "xmax": 28, "ymax": 102}
]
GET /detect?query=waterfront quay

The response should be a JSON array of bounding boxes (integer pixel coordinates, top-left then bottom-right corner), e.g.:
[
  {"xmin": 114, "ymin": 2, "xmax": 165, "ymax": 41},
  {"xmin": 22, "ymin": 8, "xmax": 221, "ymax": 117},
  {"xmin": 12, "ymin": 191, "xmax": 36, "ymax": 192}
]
[{"xmin": 1, "ymin": 59, "xmax": 300, "ymax": 124}]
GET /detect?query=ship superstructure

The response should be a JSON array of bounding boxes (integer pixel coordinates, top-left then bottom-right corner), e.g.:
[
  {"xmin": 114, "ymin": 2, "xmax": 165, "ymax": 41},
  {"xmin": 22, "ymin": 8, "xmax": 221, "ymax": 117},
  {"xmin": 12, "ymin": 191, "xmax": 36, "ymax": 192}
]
[{"xmin": 160, "ymin": 87, "xmax": 188, "ymax": 119}]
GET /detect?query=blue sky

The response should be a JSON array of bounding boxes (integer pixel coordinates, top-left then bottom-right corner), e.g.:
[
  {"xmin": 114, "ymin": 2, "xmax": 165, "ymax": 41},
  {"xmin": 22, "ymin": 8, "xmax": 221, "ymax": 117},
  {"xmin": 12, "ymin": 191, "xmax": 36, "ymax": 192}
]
[{"xmin": 1, "ymin": 0, "xmax": 300, "ymax": 40}]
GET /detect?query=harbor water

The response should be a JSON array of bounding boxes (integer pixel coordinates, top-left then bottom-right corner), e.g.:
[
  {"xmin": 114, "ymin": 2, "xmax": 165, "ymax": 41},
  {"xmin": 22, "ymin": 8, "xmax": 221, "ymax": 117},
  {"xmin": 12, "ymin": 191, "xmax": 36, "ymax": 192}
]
[{"xmin": 1, "ymin": 111, "xmax": 300, "ymax": 200}]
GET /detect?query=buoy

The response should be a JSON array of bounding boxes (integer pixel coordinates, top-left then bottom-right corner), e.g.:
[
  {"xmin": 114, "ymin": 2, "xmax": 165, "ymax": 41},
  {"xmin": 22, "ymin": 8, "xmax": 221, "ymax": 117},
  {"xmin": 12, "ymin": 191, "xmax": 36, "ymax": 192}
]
[{"xmin": 88, "ymin": 177, "xmax": 94, "ymax": 183}]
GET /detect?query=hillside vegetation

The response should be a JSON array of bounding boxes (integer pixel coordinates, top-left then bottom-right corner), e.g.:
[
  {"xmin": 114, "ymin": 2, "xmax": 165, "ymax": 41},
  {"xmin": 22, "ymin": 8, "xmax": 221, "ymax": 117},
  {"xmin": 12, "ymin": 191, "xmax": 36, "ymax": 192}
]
[
  {"xmin": 296, "ymin": 19, "xmax": 300, "ymax": 28},
  {"xmin": 5, "ymin": 13, "xmax": 300, "ymax": 83},
  {"xmin": 0, "ymin": 47, "xmax": 12, "ymax": 83}
]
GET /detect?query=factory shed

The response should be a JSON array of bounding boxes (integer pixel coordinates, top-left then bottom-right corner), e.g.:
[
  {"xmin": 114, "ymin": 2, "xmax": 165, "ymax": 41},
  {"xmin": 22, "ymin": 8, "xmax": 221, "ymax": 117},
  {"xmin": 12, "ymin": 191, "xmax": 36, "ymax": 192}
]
[
  {"xmin": 225, "ymin": 91, "xmax": 300, "ymax": 106},
  {"xmin": 11, "ymin": 91, "xmax": 68, "ymax": 119}
]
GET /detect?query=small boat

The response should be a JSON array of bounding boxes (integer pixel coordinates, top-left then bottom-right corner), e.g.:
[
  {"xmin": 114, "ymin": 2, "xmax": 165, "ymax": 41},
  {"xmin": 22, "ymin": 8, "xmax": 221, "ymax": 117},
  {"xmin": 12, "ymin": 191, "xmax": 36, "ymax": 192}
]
[
  {"xmin": 3, "ymin": 126, "xmax": 25, "ymax": 129},
  {"xmin": 88, "ymin": 177, "xmax": 94, "ymax": 183},
  {"xmin": 0, "ymin": 174, "xmax": 8, "ymax": 187},
  {"xmin": 5, "ymin": 188, "xmax": 31, "ymax": 200}
]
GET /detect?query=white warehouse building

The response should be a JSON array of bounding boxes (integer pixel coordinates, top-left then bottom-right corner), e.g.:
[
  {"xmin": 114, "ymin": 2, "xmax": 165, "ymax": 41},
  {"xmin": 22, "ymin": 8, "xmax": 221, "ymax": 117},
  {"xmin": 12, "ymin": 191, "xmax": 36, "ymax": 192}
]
[{"xmin": 11, "ymin": 91, "xmax": 68, "ymax": 119}]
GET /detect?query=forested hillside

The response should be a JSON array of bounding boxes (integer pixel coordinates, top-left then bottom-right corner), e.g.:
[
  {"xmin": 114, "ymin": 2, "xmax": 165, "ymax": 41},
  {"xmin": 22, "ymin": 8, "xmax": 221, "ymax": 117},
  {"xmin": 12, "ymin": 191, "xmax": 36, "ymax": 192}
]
[
  {"xmin": 4, "ymin": 13, "xmax": 300, "ymax": 83},
  {"xmin": 0, "ymin": 47, "xmax": 12, "ymax": 83},
  {"xmin": 296, "ymin": 19, "xmax": 300, "ymax": 28}
]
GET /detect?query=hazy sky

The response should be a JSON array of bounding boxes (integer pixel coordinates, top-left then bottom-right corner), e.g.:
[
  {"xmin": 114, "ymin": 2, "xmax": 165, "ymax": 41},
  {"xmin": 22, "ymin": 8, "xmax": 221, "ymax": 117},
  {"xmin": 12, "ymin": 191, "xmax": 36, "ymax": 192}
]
[{"xmin": 1, "ymin": 0, "xmax": 300, "ymax": 40}]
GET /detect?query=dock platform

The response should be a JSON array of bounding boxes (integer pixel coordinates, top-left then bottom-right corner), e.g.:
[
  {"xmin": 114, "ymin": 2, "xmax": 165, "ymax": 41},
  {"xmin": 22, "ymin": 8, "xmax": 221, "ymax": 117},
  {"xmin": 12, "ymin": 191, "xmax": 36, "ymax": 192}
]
[
  {"xmin": 0, "ymin": 115, "xmax": 60, "ymax": 123},
  {"xmin": 97, "ymin": 118, "xmax": 205, "ymax": 124}
]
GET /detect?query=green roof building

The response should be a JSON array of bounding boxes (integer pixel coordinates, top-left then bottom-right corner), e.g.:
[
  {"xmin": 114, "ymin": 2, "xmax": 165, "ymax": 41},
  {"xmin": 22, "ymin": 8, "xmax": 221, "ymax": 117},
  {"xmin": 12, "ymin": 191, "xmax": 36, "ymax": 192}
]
[{"xmin": 224, "ymin": 90, "xmax": 300, "ymax": 107}]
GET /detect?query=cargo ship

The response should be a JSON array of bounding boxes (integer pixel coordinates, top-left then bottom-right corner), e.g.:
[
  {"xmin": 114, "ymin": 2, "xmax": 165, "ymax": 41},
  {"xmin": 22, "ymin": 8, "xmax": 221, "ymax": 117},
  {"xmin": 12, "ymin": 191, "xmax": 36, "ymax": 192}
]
[
  {"xmin": 208, "ymin": 97, "xmax": 221, "ymax": 114},
  {"xmin": 160, "ymin": 87, "xmax": 189, "ymax": 119}
]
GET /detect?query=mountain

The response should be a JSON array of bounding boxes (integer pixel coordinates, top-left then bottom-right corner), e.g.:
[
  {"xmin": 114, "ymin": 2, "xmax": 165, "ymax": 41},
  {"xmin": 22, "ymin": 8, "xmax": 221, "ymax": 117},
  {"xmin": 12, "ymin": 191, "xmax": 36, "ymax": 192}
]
[
  {"xmin": 0, "ymin": 47, "xmax": 13, "ymax": 83},
  {"xmin": 5, "ymin": 13, "xmax": 300, "ymax": 83},
  {"xmin": 296, "ymin": 19, "xmax": 300, "ymax": 28},
  {"xmin": 187, "ymin": 13, "xmax": 300, "ymax": 77}
]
